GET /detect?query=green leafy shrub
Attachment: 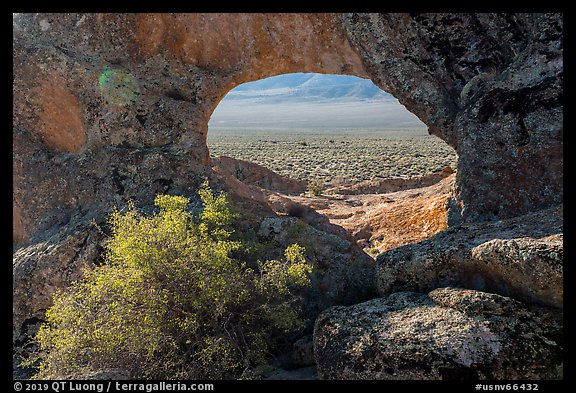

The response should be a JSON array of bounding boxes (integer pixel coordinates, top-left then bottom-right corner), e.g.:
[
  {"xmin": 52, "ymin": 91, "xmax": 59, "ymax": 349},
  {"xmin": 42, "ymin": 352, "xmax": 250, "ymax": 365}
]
[
  {"xmin": 28, "ymin": 182, "xmax": 312, "ymax": 379},
  {"xmin": 306, "ymin": 179, "xmax": 324, "ymax": 196}
]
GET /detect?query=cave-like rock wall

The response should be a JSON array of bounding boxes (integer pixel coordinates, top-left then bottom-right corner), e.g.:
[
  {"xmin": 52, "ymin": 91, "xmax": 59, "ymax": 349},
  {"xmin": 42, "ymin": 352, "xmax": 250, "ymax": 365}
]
[{"xmin": 343, "ymin": 13, "xmax": 563, "ymax": 222}]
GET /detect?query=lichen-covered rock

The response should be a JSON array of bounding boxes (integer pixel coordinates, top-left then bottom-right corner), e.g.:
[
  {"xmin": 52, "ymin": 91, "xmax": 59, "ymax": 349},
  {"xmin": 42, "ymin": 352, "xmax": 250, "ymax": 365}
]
[
  {"xmin": 314, "ymin": 289, "xmax": 563, "ymax": 380},
  {"xmin": 377, "ymin": 205, "xmax": 563, "ymax": 308},
  {"xmin": 469, "ymin": 235, "xmax": 563, "ymax": 308},
  {"xmin": 427, "ymin": 287, "xmax": 525, "ymax": 316},
  {"xmin": 69, "ymin": 369, "xmax": 130, "ymax": 380}
]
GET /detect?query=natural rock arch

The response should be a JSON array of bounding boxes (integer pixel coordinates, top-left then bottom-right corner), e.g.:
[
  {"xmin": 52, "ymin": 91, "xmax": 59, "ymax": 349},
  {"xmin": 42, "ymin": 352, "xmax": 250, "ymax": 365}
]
[{"xmin": 13, "ymin": 13, "xmax": 562, "ymax": 351}]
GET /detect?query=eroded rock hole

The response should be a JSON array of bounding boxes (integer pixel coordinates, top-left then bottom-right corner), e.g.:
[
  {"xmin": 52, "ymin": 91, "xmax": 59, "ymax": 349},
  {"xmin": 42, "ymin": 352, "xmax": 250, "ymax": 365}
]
[{"xmin": 207, "ymin": 73, "xmax": 458, "ymax": 256}]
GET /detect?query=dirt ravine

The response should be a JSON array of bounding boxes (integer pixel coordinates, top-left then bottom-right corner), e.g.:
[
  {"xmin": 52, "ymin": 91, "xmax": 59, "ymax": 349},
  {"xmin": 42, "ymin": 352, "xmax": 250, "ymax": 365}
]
[
  {"xmin": 213, "ymin": 155, "xmax": 454, "ymax": 256},
  {"xmin": 294, "ymin": 174, "xmax": 454, "ymax": 255}
]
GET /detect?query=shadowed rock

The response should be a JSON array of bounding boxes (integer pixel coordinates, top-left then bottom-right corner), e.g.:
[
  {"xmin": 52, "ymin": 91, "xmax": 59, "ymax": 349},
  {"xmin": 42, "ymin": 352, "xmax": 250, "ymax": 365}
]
[
  {"xmin": 13, "ymin": 218, "xmax": 102, "ymax": 347},
  {"xmin": 343, "ymin": 13, "xmax": 563, "ymax": 223},
  {"xmin": 212, "ymin": 155, "xmax": 307, "ymax": 195}
]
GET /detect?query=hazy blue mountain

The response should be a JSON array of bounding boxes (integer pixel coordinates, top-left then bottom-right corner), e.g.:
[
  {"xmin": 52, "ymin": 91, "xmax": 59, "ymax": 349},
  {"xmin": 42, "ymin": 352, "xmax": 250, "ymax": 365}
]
[
  {"xmin": 231, "ymin": 73, "xmax": 315, "ymax": 91},
  {"xmin": 209, "ymin": 73, "xmax": 426, "ymax": 130},
  {"xmin": 224, "ymin": 73, "xmax": 393, "ymax": 103}
]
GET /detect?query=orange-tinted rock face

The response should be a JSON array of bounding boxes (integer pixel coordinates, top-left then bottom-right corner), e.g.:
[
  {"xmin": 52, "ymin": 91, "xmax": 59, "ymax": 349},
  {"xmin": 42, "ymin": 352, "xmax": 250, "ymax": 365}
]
[
  {"xmin": 34, "ymin": 76, "xmax": 86, "ymax": 152},
  {"xmin": 12, "ymin": 13, "xmax": 370, "ymax": 246},
  {"xmin": 134, "ymin": 13, "xmax": 367, "ymax": 78}
]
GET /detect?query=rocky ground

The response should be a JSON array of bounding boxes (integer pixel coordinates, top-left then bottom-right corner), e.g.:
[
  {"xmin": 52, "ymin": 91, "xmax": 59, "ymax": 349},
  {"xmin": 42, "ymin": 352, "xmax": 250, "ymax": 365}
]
[{"xmin": 294, "ymin": 168, "xmax": 454, "ymax": 255}]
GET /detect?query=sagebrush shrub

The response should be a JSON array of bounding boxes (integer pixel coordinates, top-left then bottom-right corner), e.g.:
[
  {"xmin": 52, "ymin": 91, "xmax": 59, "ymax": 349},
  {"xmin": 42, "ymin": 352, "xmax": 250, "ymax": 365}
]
[
  {"xmin": 306, "ymin": 180, "xmax": 324, "ymax": 196},
  {"xmin": 28, "ymin": 182, "xmax": 312, "ymax": 379}
]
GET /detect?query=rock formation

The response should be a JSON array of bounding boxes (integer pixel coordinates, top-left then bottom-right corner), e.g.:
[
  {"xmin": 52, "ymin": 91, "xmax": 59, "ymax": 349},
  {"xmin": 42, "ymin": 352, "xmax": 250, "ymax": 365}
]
[
  {"xmin": 301, "ymin": 171, "xmax": 455, "ymax": 253},
  {"xmin": 212, "ymin": 155, "xmax": 307, "ymax": 195},
  {"xmin": 13, "ymin": 13, "xmax": 562, "ymax": 379},
  {"xmin": 13, "ymin": 13, "xmax": 562, "ymax": 246},
  {"xmin": 314, "ymin": 288, "xmax": 562, "ymax": 380},
  {"xmin": 343, "ymin": 13, "xmax": 563, "ymax": 223},
  {"xmin": 377, "ymin": 205, "xmax": 563, "ymax": 308}
]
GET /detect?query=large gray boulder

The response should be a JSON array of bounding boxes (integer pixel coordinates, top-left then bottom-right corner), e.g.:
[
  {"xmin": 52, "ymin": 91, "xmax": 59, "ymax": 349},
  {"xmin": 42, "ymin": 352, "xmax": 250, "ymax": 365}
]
[
  {"xmin": 314, "ymin": 288, "xmax": 563, "ymax": 380},
  {"xmin": 13, "ymin": 217, "xmax": 102, "ymax": 346}
]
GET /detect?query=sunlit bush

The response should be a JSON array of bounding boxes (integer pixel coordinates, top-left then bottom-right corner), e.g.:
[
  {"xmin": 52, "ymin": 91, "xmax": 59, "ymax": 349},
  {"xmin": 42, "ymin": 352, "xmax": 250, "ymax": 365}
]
[{"xmin": 28, "ymin": 183, "xmax": 312, "ymax": 379}]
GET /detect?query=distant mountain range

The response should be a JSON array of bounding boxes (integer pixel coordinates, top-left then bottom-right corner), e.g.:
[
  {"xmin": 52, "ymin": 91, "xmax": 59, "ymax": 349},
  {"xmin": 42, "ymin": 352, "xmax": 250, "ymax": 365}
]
[
  {"xmin": 224, "ymin": 73, "xmax": 393, "ymax": 103},
  {"xmin": 209, "ymin": 73, "xmax": 426, "ymax": 130}
]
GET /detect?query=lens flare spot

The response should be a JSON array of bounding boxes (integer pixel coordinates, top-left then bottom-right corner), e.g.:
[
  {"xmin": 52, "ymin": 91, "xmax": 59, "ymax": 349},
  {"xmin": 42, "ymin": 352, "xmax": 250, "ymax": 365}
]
[{"xmin": 98, "ymin": 69, "xmax": 140, "ymax": 106}]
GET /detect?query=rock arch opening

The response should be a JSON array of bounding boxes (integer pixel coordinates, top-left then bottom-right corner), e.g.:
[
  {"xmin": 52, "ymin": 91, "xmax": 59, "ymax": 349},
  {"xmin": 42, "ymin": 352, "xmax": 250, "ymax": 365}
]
[{"xmin": 207, "ymin": 72, "xmax": 458, "ymax": 255}]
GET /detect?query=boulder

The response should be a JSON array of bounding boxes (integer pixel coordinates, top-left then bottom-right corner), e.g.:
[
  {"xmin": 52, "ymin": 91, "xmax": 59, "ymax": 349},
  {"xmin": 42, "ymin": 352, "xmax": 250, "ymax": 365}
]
[
  {"xmin": 314, "ymin": 288, "xmax": 563, "ymax": 380},
  {"xmin": 212, "ymin": 155, "xmax": 307, "ymax": 195},
  {"xmin": 377, "ymin": 205, "xmax": 563, "ymax": 308},
  {"xmin": 257, "ymin": 216, "xmax": 376, "ymax": 314},
  {"xmin": 292, "ymin": 335, "xmax": 315, "ymax": 367}
]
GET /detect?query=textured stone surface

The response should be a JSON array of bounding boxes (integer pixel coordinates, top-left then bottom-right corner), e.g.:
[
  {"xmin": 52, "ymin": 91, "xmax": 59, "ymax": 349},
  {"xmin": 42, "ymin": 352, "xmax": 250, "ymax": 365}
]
[
  {"xmin": 256, "ymin": 216, "xmax": 376, "ymax": 312},
  {"xmin": 343, "ymin": 13, "xmax": 563, "ymax": 223},
  {"xmin": 13, "ymin": 13, "xmax": 562, "ymax": 245},
  {"xmin": 13, "ymin": 217, "xmax": 102, "ymax": 346},
  {"xmin": 72, "ymin": 369, "xmax": 130, "ymax": 380},
  {"xmin": 314, "ymin": 289, "xmax": 563, "ymax": 380},
  {"xmin": 377, "ymin": 205, "xmax": 563, "ymax": 308},
  {"xmin": 325, "ymin": 166, "xmax": 454, "ymax": 195}
]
